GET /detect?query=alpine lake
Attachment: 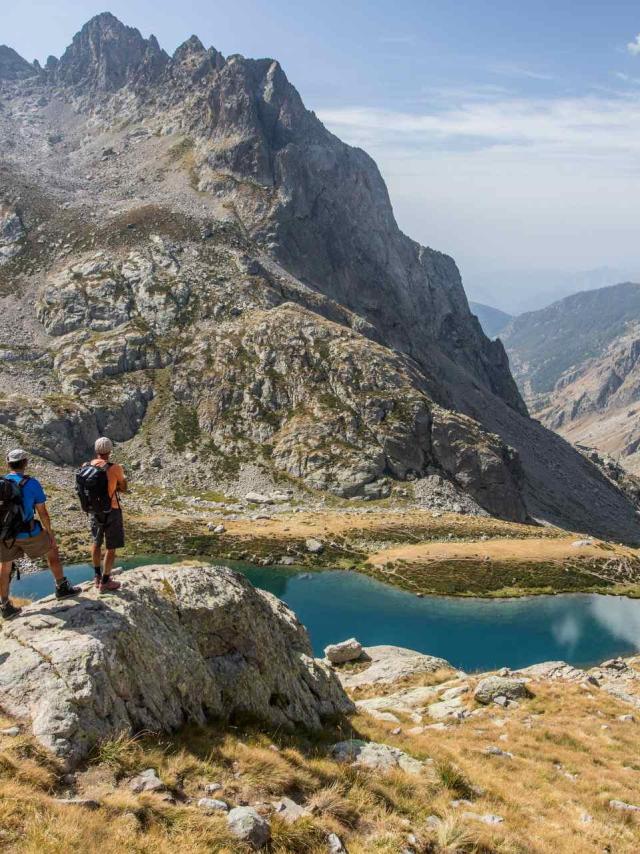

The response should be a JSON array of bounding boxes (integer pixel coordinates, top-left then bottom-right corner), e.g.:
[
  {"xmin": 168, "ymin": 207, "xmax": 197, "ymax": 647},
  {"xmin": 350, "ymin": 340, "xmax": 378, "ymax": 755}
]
[{"xmin": 11, "ymin": 556, "xmax": 640, "ymax": 672}]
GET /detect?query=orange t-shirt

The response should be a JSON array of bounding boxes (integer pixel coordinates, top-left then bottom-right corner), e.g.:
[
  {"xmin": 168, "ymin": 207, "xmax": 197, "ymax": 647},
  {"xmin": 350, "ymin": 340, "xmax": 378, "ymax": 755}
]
[{"xmin": 91, "ymin": 459, "xmax": 126, "ymax": 509}]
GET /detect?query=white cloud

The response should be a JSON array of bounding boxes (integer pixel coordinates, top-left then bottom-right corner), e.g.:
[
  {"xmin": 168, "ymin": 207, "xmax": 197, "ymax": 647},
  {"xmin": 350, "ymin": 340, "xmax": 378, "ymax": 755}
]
[
  {"xmin": 490, "ymin": 61, "xmax": 554, "ymax": 81},
  {"xmin": 627, "ymin": 33, "xmax": 640, "ymax": 55},
  {"xmin": 317, "ymin": 90, "xmax": 640, "ymax": 271}
]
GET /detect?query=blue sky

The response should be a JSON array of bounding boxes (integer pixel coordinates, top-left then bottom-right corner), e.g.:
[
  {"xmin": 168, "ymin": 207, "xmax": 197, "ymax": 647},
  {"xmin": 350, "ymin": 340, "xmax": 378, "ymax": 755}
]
[{"xmin": 5, "ymin": 1, "xmax": 640, "ymax": 305}]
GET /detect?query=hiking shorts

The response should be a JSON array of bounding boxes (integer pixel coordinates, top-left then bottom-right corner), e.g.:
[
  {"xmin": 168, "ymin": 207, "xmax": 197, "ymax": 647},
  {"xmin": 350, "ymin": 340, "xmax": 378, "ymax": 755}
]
[
  {"xmin": 0, "ymin": 529, "xmax": 52, "ymax": 563},
  {"xmin": 90, "ymin": 508, "xmax": 125, "ymax": 550}
]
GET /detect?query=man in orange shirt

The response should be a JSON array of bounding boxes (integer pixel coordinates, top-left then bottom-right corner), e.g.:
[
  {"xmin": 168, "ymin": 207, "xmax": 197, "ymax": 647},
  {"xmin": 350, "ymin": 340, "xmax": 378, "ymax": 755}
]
[{"xmin": 89, "ymin": 437, "xmax": 127, "ymax": 593}]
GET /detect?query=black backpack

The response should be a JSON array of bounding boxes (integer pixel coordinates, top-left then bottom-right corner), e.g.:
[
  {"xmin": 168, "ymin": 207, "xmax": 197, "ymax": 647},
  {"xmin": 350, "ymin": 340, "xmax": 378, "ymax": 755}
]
[
  {"xmin": 75, "ymin": 463, "xmax": 112, "ymax": 514},
  {"xmin": 0, "ymin": 475, "xmax": 30, "ymax": 545}
]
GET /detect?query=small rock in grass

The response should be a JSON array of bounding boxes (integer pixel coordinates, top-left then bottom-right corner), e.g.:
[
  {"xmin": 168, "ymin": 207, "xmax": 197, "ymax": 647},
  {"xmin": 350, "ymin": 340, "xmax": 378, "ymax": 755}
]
[
  {"xmin": 203, "ymin": 782, "xmax": 223, "ymax": 794},
  {"xmin": 0, "ymin": 726, "xmax": 21, "ymax": 737},
  {"xmin": 272, "ymin": 796, "xmax": 310, "ymax": 823},
  {"xmin": 484, "ymin": 746, "xmax": 513, "ymax": 759},
  {"xmin": 305, "ymin": 537, "xmax": 324, "ymax": 554},
  {"xmin": 331, "ymin": 739, "xmax": 423, "ymax": 775},
  {"xmin": 54, "ymin": 797, "xmax": 100, "ymax": 809},
  {"xmin": 197, "ymin": 797, "xmax": 228, "ymax": 813},
  {"xmin": 618, "ymin": 714, "xmax": 635, "ymax": 723},
  {"xmin": 609, "ymin": 799, "xmax": 640, "ymax": 812},
  {"xmin": 462, "ymin": 811, "xmax": 504, "ymax": 825},
  {"xmin": 327, "ymin": 832, "xmax": 346, "ymax": 853},
  {"xmin": 129, "ymin": 768, "xmax": 165, "ymax": 793},
  {"xmin": 227, "ymin": 806, "xmax": 271, "ymax": 848}
]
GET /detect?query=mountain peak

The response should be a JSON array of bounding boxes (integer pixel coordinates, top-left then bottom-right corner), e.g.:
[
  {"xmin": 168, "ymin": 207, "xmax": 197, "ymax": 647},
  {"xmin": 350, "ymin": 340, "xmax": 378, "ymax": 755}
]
[
  {"xmin": 0, "ymin": 45, "xmax": 36, "ymax": 80},
  {"xmin": 52, "ymin": 12, "xmax": 169, "ymax": 91}
]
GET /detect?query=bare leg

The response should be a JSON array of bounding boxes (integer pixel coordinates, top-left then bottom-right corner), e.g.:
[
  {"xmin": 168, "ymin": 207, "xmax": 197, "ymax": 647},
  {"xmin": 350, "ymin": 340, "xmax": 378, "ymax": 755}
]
[
  {"xmin": 91, "ymin": 543, "xmax": 102, "ymax": 569},
  {"xmin": 0, "ymin": 561, "xmax": 12, "ymax": 600},
  {"xmin": 103, "ymin": 548, "xmax": 117, "ymax": 576},
  {"xmin": 47, "ymin": 542, "xmax": 64, "ymax": 583}
]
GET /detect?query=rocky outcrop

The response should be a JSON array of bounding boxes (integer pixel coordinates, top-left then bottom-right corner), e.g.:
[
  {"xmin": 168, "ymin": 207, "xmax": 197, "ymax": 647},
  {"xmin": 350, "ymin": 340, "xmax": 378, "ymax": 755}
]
[
  {"xmin": 0, "ymin": 564, "xmax": 353, "ymax": 768},
  {"xmin": 0, "ymin": 46, "xmax": 35, "ymax": 81},
  {"xmin": 336, "ymin": 645, "xmax": 452, "ymax": 690},
  {"xmin": 0, "ymin": 205, "xmax": 25, "ymax": 263}
]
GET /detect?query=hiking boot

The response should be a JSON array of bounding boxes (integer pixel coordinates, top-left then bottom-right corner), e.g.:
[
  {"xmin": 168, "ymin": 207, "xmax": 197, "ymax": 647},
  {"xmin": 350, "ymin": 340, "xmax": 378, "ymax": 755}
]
[
  {"xmin": 94, "ymin": 574, "xmax": 102, "ymax": 589},
  {"xmin": 0, "ymin": 600, "xmax": 22, "ymax": 620},
  {"xmin": 55, "ymin": 577, "xmax": 81, "ymax": 599},
  {"xmin": 99, "ymin": 576, "xmax": 121, "ymax": 594}
]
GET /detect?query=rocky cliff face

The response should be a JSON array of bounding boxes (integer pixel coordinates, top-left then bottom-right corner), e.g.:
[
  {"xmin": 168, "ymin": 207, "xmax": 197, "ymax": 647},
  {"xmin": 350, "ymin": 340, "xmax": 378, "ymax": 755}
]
[{"xmin": 0, "ymin": 13, "xmax": 638, "ymax": 540}]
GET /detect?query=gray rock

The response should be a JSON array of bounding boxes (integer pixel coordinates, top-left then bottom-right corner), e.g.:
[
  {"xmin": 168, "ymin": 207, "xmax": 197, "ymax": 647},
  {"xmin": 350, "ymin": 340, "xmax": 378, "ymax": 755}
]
[
  {"xmin": 129, "ymin": 768, "xmax": 165, "ymax": 793},
  {"xmin": 474, "ymin": 676, "xmax": 532, "ymax": 705},
  {"xmin": 197, "ymin": 797, "xmax": 228, "ymax": 813},
  {"xmin": 609, "ymin": 799, "xmax": 640, "ymax": 812},
  {"xmin": 331, "ymin": 740, "xmax": 424, "ymax": 775},
  {"xmin": 305, "ymin": 538, "xmax": 324, "ymax": 554},
  {"xmin": 327, "ymin": 832, "xmax": 347, "ymax": 853},
  {"xmin": 227, "ymin": 806, "xmax": 271, "ymax": 848},
  {"xmin": 337, "ymin": 645, "xmax": 452, "ymax": 690},
  {"xmin": 54, "ymin": 797, "xmax": 101, "ymax": 809},
  {"xmin": 327, "ymin": 833, "xmax": 347, "ymax": 854},
  {"xmin": 272, "ymin": 796, "xmax": 310, "ymax": 823},
  {"xmin": 0, "ymin": 726, "xmax": 21, "ymax": 737},
  {"xmin": 0, "ymin": 565, "xmax": 353, "ymax": 768},
  {"xmin": 245, "ymin": 492, "xmax": 274, "ymax": 505},
  {"xmin": 324, "ymin": 638, "xmax": 362, "ymax": 664},
  {"xmin": 483, "ymin": 746, "xmax": 513, "ymax": 759}
]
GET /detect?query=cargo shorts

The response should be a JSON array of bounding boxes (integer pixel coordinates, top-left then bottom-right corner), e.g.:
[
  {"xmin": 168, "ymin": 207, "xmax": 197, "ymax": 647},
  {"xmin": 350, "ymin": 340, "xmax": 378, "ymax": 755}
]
[{"xmin": 0, "ymin": 528, "xmax": 52, "ymax": 563}]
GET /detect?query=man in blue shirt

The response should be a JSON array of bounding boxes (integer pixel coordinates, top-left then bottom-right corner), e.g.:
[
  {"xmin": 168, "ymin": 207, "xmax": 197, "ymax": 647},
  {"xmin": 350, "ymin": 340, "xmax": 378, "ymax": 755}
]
[{"xmin": 0, "ymin": 448, "xmax": 80, "ymax": 619}]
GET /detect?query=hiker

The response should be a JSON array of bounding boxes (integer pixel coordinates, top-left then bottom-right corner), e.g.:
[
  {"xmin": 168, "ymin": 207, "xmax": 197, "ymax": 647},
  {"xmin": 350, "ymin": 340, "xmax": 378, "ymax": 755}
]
[
  {"xmin": 76, "ymin": 437, "xmax": 127, "ymax": 593},
  {"xmin": 0, "ymin": 449, "xmax": 80, "ymax": 620}
]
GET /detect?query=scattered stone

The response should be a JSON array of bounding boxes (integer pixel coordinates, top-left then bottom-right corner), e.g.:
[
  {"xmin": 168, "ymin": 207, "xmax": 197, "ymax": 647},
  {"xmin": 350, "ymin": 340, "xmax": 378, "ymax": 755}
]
[
  {"xmin": 484, "ymin": 746, "xmax": 513, "ymax": 759},
  {"xmin": 463, "ymin": 812, "xmax": 504, "ymax": 825},
  {"xmin": 367, "ymin": 710, "xmax": 401, "ymax": 723},
  {"xmin": 305, "ymin": 538, "xmax": 324, "ymax": 554},
  {"xmin": 327, "ymin": 832, "xmax": 347, "ymax": 853},
  {"xmin": 0, "ymin": 726, "xmax": 21, "ymax": 737},
  {"xmin": 572, "ymin": 539, "xmax": 594, "ymax": 548},
  {"xmin": 197, "ymin": 797, "xmax": 229, "ymax": 813},
  {"xmin": 213, "ymin": 524, "xmax": 226, "ymax": 534},
  {"xmin": 324, "ymin": 638, "xmax": 362, "ymax": 664},
  {"xmin": 618, "ymin": 714, "xmax": 635, "ymax": 722},
  {"xmin": 245, "ymin": 492, "xmax": 274, "ymax": 505},
  {"xmin": 609, "ymin": 799, "xmax": 640, "ymax": 812},
  {"xmin": 474, "ymin": 676, "xmax": 531, "ymax": 705},
  {"xmin": 202, "ymin": 782, "xmax": 223, "ymax": 794},
  {"xmin": 227, "ymin": 806, "xmax": 271, "ymax": 848},
  {"xmin": 331, "ymin": 740, "xmax": 424, "ymax": 775},
  {"xmin": 54, "ymin": 797, "xmax": 100, "ymax": 810},
  {"xmin": 129, "ymin": 768, "xmax": 165, "ymax": 793},
  {"xmin": 428, "ymin": 697, "xmax": 466, "ymax": 720},
  {"xmin": 272, "ymin": 796, "xmax": 311, "ymax": 823}
]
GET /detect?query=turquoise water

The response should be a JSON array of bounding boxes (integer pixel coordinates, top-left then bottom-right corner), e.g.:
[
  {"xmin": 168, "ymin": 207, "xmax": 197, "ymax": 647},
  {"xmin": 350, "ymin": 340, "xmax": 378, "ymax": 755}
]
[{"xmin": 11, "ymin": 559, "xmax": 640, "ymax": 671}]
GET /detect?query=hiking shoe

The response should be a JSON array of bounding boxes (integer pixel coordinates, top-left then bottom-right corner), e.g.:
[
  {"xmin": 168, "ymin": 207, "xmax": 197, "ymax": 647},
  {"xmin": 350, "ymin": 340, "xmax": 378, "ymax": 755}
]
[
  {"xmin": 0, "ymin": 601, "xmax": 22, "ymax": 620},
  {"xmin": 99, "ymin": 577, "xmax": 121, "ymax": 594},
  {"xmin": 55, "ymin": 578, "xmax": 81, "ymax": 599},
  {"xmin": 94, "ymin": 575, "xmax": 102, "ymax": 589}
]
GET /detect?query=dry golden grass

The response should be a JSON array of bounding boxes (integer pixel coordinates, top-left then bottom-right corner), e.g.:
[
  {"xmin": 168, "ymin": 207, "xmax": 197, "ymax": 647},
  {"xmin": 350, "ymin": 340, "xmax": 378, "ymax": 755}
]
[{"xmin": 1, "ymin": 677, "xmax": 640, "ymax": 853}]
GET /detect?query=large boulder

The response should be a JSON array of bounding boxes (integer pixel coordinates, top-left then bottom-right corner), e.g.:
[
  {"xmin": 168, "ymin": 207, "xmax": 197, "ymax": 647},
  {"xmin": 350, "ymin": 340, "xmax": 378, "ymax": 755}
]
[{"xmin": 0, "ymin": 564, "xmax": 353, "ymax": 768}]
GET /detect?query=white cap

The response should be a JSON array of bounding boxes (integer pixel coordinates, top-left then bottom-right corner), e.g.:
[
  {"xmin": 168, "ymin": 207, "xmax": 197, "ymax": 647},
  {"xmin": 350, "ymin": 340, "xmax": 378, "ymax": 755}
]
[
  {"xmin": 6, "ymin": 448, "xmax": 28, "ymax": 463},
  {"xmin": 94, "ymin": 437, "xmax": 114, "ymax": 454}
]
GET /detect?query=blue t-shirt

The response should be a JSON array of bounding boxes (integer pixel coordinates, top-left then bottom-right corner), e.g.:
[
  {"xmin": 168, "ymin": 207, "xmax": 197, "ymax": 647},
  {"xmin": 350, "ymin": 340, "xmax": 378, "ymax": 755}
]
[{"xmin": 5, "ymin": 473, "xmax": 46, "ymax": 539}]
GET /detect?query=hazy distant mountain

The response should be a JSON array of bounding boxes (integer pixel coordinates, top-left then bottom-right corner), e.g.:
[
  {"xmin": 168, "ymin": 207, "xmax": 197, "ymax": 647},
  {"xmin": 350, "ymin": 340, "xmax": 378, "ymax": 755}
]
[
  {"xmin": 466, "ymin": 267, "xmax": 640, "ymax": 315},
  {"xmin": 469, "ymin": 302, "xmax": 513, "ymax": 338},
  {"xmin": 503, "ymin": 282, "xmax": 640, "ymax": 474}
]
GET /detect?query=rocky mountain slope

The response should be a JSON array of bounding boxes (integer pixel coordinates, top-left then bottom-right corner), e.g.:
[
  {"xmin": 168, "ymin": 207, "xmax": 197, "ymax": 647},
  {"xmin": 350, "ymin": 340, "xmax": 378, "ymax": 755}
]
[
  {"xmin": 0, "ymin": 13, "xmax": 638, "ymax": 541},
  {"xmin": 502, "ymin": 283, "xmax": 640, "ymax": 475},
  {"xmin": 469, "ymin": 301, "xmax": 513, "ymax": 339}
]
